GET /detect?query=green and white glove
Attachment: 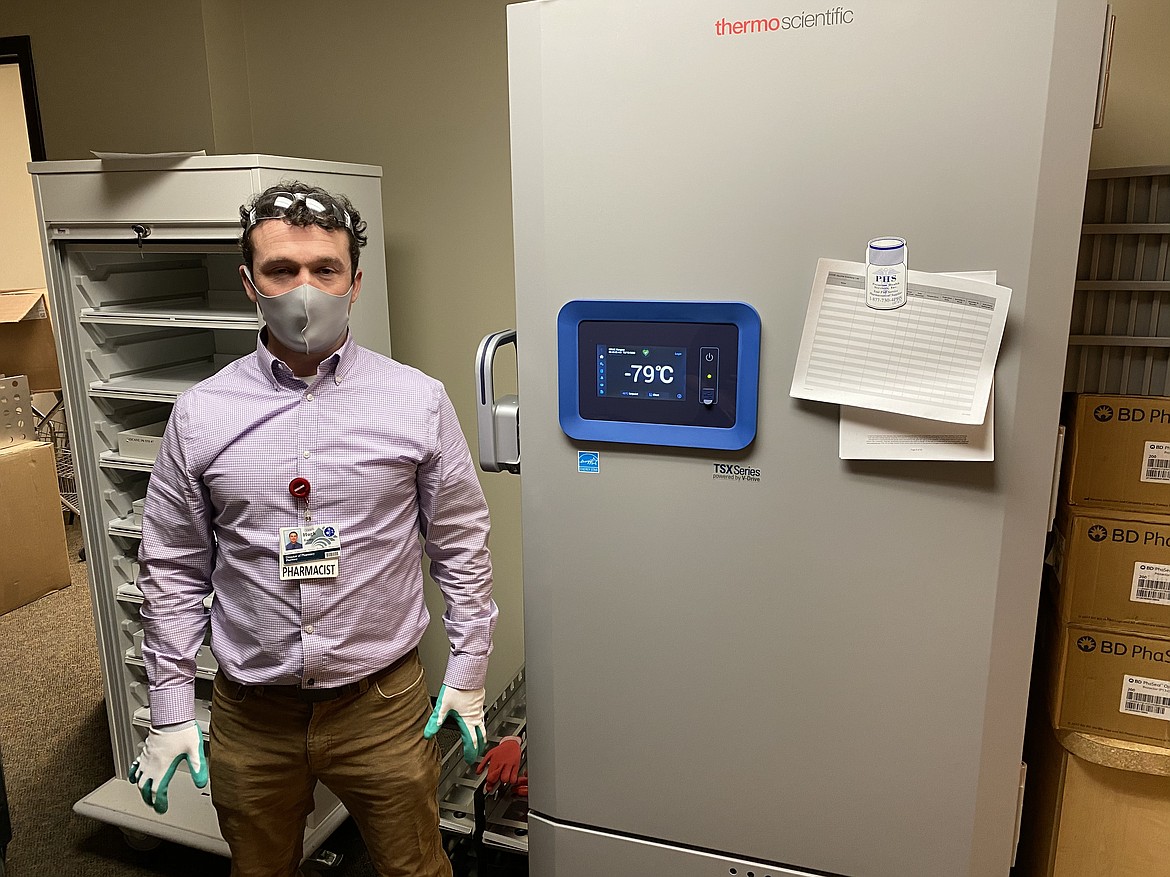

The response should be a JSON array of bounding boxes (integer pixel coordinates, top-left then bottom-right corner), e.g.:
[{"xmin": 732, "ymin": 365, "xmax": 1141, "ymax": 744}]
[
  {"xmin": 423, "ymin": 685, "xmax": 487, "ymax": 765},
  {"xmin": 128, "ymin": 721, "xmax": 209, "ymax": 814}
]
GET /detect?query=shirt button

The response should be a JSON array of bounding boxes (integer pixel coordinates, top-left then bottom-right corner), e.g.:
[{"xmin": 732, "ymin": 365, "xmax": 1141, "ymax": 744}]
[
  {"xmin": 305, "ymin": 393, "xmax": 314, "ymax": 401},
  {"xmin": 307, "ymin": 678, "xmax": 316, "ymax": 687},
  {"xmin": 304, "ymin": 624, "xmax": 314, "ymax": 634},
  {"xmin": 303, "ymin": 451, "xmax": 310, "ymax": 459}
]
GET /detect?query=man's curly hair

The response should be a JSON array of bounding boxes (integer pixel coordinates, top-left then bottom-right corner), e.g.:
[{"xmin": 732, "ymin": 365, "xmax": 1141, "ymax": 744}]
[{"xmin": 239, "ymin": 181, "xmax": 368, "ymax": 280}]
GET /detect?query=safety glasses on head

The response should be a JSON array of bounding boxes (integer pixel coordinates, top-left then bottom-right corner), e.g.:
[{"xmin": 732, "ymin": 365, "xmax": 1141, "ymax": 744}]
[{"xmin": 244, "ymin": 190, "xmax": 354, "ymax": 235}]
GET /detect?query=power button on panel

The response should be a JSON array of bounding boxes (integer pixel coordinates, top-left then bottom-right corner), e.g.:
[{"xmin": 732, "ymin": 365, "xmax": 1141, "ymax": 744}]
[{"xmin": 700, "ymin": 347, "xmax": 719, "ymax": 406}]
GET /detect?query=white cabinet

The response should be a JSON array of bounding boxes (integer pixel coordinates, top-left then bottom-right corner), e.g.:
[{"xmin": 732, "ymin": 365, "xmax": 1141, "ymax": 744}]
[{"xmin": 29, "ymin": 155, "xmax": 390, "ymax": 857}]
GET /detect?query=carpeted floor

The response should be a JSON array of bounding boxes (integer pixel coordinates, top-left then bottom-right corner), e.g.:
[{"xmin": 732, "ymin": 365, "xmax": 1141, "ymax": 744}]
[
  {"xmin": 0, "ymin": 522, "xmax": 526, "ymax": 877},
  {"xmin": 0, "ymin": 522, "xmax": 237, "ymax": 877}
]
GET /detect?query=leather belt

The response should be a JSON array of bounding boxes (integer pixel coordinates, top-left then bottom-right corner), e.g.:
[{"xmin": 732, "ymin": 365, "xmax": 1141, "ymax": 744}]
[{"xmin": 229, "ymin": 648, "xmax": 414, "ymax": 703}]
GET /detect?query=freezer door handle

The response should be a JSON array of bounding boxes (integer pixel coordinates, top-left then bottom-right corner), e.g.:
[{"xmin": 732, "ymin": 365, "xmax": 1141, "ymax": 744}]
[{"xmin": 475, "ymin": 329, "xmax": 520, "ymax": 474}]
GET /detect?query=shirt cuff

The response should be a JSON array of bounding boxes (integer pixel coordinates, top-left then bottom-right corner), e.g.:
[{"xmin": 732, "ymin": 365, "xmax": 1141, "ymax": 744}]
[
  {"xmin": 149, "ymin": 682, "xmax": 197, "ymax": 726},
  {"xmin": 443, "ymin": 654, "xmax": 489, "ymax": 691}
]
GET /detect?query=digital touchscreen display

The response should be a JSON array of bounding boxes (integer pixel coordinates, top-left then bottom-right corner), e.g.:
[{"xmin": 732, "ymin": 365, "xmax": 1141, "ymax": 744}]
[
  {"xmin": 598, "ymin": 344, "xmax": 686, "ymax": 400},
  {"xmin": 559, "ymin": 302, "xmax": 760, "ymax": 450}
]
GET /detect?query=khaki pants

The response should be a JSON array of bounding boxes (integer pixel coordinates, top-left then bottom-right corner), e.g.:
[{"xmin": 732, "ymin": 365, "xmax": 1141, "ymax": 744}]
[{"xmin": 209, "ymin": 649, "xmax": 451, "ymax": 877}]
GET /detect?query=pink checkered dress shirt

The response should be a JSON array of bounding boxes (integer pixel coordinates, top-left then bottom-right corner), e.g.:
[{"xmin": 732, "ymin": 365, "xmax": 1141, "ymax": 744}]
[{"xmin": 138, "ymin": 332, "xmax": 497, "ymax": 725}]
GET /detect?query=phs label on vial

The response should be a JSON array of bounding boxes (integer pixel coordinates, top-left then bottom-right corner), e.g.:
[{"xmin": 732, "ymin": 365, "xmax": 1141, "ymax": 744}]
[{"xmin": 865, "ymin": 237, "xmax": 907, "ymax": 310}]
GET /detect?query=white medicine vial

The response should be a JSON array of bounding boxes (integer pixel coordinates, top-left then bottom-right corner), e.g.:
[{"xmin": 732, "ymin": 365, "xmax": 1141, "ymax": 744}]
[{"xmin": 865, "ymin": 237, "xmax": 908, "ymax": 310}]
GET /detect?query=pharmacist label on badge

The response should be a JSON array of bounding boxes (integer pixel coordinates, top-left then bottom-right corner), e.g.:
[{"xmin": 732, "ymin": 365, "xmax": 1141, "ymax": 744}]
[
  {"xmin": 1133, "ymin": 562, "xmax": 1170, "ymax": 605},
  {"xmin": 1120, "ymin": 674, "xmax": 1170, "ymax": 720},
  {"xmin": 279, "ymin": 525, "xmax": 341, "ymax": 580},
  {"xmin": 1141, "ymin": 442, "xmax": 1170, "ymax": 483}
]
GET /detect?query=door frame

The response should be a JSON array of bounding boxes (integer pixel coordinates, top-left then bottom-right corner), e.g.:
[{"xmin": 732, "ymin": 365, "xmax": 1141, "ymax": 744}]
[{"xmin": 0, "ymin": 35, "xmax": 45, "ymax": 161}]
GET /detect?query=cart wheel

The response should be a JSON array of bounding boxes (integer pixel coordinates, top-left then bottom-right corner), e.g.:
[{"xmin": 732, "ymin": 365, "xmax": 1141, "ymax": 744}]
[{"xmin": 121, "ymin": 829, "xmax": 161, "ymax": 851}]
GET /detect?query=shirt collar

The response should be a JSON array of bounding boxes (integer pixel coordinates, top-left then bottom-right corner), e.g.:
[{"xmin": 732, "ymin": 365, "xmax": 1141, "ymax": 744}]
[{"xmin": 254, "ymin": 328, "xmax": 360, "ymax": 388}]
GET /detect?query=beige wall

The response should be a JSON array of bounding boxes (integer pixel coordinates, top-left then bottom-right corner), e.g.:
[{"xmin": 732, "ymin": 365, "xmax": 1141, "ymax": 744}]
[
  {"xmin": 1089, "ymin": 0, "xmax": 1170, "ymax": 168},
  {"xmin": 201, "ymin": 0, "xmax": 255, "ymax": 154},
  {"xmin": 0, "ymin": 64, "xmax": 43, "ymax": 290},
  {"xmin": 0, "ymin": 2, "xmax": 216, "ymax": 156}
]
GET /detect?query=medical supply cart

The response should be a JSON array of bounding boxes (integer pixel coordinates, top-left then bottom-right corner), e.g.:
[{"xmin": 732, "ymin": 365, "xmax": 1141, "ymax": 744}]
[
  {"xmin": 27, "ymin": 155, "xmax": 391, "ymax": 856},
  {"xmin": 481, "ymin": 2, "xmax": 1111, "ymax": 875}
]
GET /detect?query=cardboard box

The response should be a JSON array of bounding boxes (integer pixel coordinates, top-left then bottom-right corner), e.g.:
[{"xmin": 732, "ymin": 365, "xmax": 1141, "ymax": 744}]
[
  {"xmin": 1017, "ymin": 720, "xmax": 1170, "ymax": 877},
  {"xmin": 0, "ymin": 441, "xmax": 70, "ymax": 615},
  {"xmin": 1062, "ymin": 393, "xmax": 1170, "ymax": 513},
  {"xmin": 116, "ymin": 421, "xmax": 168, "ymax": 462},
  {"xmin": 1021, "ymin": 592, "xmax": 1170, "ymax": 875},
  {"xmin": 1050, "ymin": 622, "xmax": 1170, "ymax": 747},
  {"xmin": 1052, "ymin": 503, "xmax": 1170, "ymax": 633},
  {"xmin": 0, "ymin": 289, "xmax": 61, "ymax": 393}
]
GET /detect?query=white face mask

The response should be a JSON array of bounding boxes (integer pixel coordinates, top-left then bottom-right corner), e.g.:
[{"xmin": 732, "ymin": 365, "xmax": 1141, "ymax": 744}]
[{"xmin": 245, "ymin": 269, "xmax": 353, "ymax": 355}]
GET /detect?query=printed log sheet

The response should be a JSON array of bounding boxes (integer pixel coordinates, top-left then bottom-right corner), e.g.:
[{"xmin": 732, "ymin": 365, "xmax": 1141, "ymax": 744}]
[{"xmin": 790, "ymin": 259, "xmax": 1010, "ymax": 424}]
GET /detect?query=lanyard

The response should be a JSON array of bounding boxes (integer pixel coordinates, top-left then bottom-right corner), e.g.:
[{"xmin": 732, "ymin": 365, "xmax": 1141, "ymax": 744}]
[{"xmin": 289, "ymin": 477, "xmax": 312, "ymax": 522}]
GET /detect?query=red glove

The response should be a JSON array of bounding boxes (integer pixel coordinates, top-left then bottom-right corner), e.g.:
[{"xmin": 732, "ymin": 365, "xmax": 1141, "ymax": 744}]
[
  {"xmin": 476, "ymin": 735, "xmax": 523, "ymax": 793},
  {"xmin": 514, "ymin": 771, "xmax": 528, "ymax": 798}
]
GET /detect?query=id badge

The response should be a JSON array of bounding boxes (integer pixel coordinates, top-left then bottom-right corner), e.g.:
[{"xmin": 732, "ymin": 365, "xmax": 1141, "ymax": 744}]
[{"xmin": 279, "ymin": 525, "xmax": 341, "ymax": 580}]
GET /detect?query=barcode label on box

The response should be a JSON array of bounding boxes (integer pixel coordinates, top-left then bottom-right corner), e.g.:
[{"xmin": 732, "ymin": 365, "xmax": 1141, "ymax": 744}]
[
  {"xmin": 1132, "ymin": 562, "xmax": 1170, "ymax": 605},
  {"xmin": 1120, "ymin": 675, "xmax": 1170, "ymax": 720},
  {"xmin": 1142, "ymin": 443, "xmax": 1170, "ymax": 482}
]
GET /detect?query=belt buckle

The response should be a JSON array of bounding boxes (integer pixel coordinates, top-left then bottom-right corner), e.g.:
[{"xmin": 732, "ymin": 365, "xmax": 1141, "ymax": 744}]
[
  {"xmin": 297, "ymin": 685, "xmax": 344, "ymax": 703},
  {"xmin": 293, "ymin": 667, "xmax": 387, "ymax": 703}
]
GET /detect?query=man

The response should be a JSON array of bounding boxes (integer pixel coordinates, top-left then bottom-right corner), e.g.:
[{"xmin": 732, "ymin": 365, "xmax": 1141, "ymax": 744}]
[
  {"xmin": 284, "ymin": 531, "xmax": 301, "ymax": 552},
  {"xmin": 129, "ymin": 183, "xmax": 496, "ymax": 877}
]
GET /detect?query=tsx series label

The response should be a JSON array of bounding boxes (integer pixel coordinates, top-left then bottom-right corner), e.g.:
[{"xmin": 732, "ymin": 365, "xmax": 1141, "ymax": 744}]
[{"xmin": 712, "ymin": 463, "xmax": 761, "ymax": 483}]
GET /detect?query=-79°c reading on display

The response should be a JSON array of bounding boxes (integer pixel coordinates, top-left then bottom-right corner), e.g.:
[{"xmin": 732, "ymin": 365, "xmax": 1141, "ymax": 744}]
[{"xmin": 598, "ymin": 344, "xmax": 686, "ymax": 400}]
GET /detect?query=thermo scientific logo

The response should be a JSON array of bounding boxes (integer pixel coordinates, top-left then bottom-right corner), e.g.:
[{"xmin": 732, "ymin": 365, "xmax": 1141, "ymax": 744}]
[
  {"xmin": 1093, "ymin": 404, "xmax": 1114, "ymax": 422},
  {"xmin": 714, "ymin": 7, "xmax": 854, "ymax": 36},
  {"xmin": 1088, "ymin": 524, "xmax": 1108, "ymax": 542},
  {"xmin": 1077, "ymin": 636, "xmax": 1097, "ymax": 653}
]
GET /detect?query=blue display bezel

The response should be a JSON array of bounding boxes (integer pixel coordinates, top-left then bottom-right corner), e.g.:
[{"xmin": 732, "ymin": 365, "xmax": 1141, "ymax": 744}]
[{"xmin": 557, "ymin": 300, "xmax": 761, "ymax": 450}]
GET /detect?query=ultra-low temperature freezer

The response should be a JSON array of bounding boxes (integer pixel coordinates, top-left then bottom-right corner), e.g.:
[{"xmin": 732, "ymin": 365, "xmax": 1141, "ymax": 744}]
[{"xmin": 490, "ymin": 2, "xmax": 1111, "ymax": 875}]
